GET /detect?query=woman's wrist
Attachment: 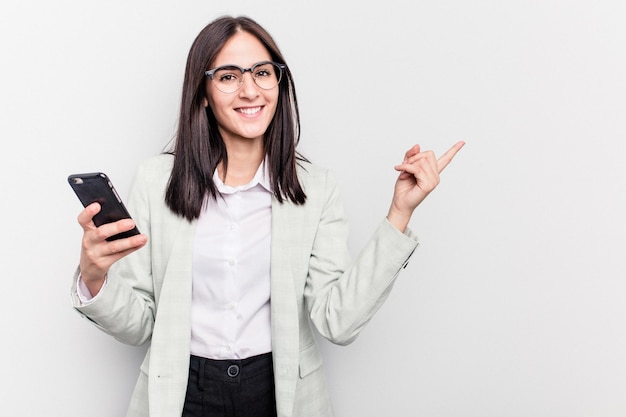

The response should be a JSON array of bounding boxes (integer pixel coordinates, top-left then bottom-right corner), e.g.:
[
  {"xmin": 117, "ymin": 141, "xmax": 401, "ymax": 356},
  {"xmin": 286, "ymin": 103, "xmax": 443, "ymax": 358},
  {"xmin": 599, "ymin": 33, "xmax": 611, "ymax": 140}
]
[{"xmin": 386, "ymin": 205, "xmax": 411, "ymax": 233}]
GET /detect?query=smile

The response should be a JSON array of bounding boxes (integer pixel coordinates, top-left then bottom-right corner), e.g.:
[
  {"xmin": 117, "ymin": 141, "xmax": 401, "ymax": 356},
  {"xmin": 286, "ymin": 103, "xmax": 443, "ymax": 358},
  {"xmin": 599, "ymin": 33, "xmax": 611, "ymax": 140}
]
[{"xmin": 236, "ymin": 106, "xmax": 262, "ymax": 115}]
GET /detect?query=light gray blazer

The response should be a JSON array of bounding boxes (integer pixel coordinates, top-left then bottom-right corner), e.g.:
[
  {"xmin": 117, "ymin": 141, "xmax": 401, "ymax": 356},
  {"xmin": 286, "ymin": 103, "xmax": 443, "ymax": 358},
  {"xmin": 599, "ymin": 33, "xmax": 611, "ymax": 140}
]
[{"xmin": 71, "ymin": 154, "xmax": 419, "ymax": 417}]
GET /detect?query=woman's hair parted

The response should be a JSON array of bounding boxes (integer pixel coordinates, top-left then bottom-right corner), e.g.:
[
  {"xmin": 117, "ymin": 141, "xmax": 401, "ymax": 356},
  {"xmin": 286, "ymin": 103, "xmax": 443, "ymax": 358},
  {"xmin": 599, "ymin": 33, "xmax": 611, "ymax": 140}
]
[{"xmin": 165, "ymin": 15, "xmax": 307, "ymax": 221}]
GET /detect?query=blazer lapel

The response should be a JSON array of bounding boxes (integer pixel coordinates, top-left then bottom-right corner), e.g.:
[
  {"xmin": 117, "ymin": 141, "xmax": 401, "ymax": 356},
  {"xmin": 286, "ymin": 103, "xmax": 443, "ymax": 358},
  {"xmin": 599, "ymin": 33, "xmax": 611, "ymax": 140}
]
[
  {"xmin": 270, "ymin": 198, "xmax": 301, "ymax": 416},
  {"xmin": 149, "ymin": 218, "xmax": 196, "ymax": 417}
]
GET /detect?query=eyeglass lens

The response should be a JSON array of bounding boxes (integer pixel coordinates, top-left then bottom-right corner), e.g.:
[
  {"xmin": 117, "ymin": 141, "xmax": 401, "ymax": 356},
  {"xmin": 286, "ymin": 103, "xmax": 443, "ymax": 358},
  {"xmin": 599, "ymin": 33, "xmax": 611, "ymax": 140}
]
[{"xmin": 212, "ymin": 62, "xmax": 282, "ymax": 93}]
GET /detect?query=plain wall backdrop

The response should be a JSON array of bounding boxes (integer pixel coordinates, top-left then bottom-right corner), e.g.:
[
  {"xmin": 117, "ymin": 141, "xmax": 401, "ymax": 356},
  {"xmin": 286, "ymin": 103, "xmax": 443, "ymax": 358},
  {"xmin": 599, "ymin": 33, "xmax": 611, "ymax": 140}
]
[{"xmin": 1, "ymin": 0, "xmax": 625, "ymax": 416}]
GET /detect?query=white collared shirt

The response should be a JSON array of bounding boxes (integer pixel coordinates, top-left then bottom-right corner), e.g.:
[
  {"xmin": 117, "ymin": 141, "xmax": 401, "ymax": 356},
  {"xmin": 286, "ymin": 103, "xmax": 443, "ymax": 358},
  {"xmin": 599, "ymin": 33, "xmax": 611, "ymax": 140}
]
[
  {"xmin": 189, "ymin": 162, "xmax": 272, "ymax": 359},
  {"xmin": 77, "ymin": 162, "xmax": 273, "ymax": 360}
]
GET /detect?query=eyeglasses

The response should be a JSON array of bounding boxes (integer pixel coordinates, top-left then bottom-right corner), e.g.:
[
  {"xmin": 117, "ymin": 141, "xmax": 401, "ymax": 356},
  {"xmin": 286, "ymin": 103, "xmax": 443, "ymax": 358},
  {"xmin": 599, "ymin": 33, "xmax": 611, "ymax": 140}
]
[{"xmin": 205, "ymin": 61, "xmax": 287, "ymax": 94}]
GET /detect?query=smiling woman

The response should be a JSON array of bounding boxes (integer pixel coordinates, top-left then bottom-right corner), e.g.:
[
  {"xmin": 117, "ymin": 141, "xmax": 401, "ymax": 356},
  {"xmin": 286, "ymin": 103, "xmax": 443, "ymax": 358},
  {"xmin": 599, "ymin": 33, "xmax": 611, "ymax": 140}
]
[
  {"xmin": 69, "ymin": 14, "xmax": 463, "ymax": 417},
  {"xmin": 203, "ymin": 32, "xmax": 281, "ymax": 174}
]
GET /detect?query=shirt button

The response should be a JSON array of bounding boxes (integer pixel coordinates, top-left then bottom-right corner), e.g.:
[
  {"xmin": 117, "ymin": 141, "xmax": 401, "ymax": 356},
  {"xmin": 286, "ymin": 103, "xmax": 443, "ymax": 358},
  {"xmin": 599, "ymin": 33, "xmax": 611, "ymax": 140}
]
[{"xmin": 228, "ymin": 259, "xmax": 236, "ymax": 267}]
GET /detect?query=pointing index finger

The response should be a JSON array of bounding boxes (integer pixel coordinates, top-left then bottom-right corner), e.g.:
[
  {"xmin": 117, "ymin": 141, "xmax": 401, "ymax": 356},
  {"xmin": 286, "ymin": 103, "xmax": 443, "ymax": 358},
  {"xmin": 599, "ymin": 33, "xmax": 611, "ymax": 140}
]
[{"xmin": 437, "ymin": 141, "xmax": 465, "ymax": 173}]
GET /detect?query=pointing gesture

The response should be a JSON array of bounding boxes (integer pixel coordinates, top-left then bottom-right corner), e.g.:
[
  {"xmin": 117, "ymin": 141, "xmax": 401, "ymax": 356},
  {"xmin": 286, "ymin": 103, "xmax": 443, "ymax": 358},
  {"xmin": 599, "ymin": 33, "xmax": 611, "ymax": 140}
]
[{"xmin": 387, "ymin": 141, "xmax": 465, "ymax": 232}]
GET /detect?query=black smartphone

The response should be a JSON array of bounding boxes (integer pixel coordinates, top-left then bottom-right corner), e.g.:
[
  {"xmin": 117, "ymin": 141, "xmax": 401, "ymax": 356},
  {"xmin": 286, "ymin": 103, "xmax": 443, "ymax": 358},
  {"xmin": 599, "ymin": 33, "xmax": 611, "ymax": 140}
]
[{"xmin": 68, "ymin": 172, "xmax": 140, "ymax": 241}]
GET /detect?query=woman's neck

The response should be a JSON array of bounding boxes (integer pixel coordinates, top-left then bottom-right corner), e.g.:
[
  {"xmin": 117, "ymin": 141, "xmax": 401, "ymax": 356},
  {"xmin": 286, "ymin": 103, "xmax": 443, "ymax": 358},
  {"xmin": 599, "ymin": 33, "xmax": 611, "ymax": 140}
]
[{"xmin": 219, "ymin": 137, "xmax": 265, "ymax": 186}]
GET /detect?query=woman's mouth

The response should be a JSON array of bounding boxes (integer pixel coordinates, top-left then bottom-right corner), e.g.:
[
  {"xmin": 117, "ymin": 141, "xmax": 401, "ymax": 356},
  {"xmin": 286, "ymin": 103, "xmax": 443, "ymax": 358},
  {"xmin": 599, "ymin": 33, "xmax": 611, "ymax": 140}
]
[{"xmin": 236, "ymin": 106, "xmax": 262, "ymax": 116}]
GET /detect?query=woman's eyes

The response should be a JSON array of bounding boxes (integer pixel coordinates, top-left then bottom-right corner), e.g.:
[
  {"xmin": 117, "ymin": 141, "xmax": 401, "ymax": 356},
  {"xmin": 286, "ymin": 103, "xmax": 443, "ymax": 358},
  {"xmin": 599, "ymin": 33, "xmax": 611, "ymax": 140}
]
[
  {"xmin": 217, "ymin": 71, "xmax": 269, "ymax": 82},
  {"xmin": 219, "ymin": 73, "xmax": 239, "ymax": 82},
  {"xmin": 215, "ymin": 66, "xmax": 275, "ymax": 83}
]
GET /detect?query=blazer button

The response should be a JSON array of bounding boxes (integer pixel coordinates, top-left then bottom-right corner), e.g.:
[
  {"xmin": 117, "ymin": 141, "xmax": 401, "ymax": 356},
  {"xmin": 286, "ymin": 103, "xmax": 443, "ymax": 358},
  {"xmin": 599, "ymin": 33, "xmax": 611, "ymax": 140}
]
[{"xmin": 227, "ymin": 364, "xmax": 240, "ymax": 377}]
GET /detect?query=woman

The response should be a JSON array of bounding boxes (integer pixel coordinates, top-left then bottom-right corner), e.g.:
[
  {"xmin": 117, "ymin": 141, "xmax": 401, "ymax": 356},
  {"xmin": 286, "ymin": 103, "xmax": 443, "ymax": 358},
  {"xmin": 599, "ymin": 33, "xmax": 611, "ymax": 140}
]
[{"xmin": 71, "ymin": 15, "xmax": 464, "ymax": 417}]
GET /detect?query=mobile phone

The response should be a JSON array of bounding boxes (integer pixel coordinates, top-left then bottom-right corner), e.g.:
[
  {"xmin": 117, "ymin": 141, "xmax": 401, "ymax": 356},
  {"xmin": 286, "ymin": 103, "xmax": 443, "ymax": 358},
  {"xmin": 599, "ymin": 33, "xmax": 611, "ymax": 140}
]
[{"xmin": 67, "ymin": 172, "xmax": 140, "ymax": 241}]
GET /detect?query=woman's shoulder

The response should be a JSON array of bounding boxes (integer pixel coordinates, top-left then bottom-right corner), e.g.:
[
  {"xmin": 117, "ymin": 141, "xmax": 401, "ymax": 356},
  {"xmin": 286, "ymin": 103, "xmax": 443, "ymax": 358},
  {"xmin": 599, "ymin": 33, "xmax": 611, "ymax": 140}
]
[
  {"xmin": 296, "ymin": 159, "xmax": 339, "ymax": 192},
  {"xmin": 297, "ymin": 159, "xmax": 331, "ymax": 178},
  {"xmin": 132, "ymin": 153, "xmax": 174, "ymax": 187},
  {"xmin": 135, "ymin": 153, "xmax": 174, "ymax": 176}
]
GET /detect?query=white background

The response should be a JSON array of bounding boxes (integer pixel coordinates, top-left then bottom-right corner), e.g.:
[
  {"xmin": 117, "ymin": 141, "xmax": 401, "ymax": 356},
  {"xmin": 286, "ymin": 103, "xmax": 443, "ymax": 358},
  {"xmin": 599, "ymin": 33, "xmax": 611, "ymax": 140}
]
[{"xmin": 1, "ymin": 0, "xmax": 625, "ymax": 416}]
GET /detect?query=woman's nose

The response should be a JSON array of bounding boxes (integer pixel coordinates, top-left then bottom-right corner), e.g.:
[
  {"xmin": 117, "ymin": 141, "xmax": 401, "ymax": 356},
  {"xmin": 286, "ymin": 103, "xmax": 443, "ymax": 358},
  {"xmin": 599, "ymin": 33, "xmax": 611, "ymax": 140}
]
[{"xmin": 238, "ymin": 72, "xmax": 259, "ymax": 97}]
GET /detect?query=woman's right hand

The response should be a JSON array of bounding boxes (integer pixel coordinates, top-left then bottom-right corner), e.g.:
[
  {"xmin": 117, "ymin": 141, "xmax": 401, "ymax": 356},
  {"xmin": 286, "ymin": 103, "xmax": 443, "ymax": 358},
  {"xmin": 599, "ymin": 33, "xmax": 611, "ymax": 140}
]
[{"xmin": 77, "ymin": 202, "xmax": 148, "ymax": 296}]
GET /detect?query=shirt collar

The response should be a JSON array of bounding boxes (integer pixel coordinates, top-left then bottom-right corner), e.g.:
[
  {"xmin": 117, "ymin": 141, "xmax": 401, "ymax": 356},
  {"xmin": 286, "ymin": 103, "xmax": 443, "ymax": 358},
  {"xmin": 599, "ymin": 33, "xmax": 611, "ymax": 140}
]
[{"xmin": 212, "ymin": 159, "xmax": 272, "ymax": 194}]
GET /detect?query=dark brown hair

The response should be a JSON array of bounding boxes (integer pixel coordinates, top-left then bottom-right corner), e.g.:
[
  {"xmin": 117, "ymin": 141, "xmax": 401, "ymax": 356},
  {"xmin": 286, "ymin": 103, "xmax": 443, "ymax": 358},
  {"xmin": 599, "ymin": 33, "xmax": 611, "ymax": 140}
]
[{"xmin": 165, "ymin": 15, "xmax": 307, "ymax": 221}]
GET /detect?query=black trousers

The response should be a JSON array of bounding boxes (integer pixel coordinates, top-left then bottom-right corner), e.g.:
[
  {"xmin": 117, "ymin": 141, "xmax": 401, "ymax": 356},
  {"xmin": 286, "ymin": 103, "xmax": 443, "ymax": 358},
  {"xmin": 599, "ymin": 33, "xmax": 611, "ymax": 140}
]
[{"xmin": 182, "ymin": 353, "xmax": 277, "ymax": 417}]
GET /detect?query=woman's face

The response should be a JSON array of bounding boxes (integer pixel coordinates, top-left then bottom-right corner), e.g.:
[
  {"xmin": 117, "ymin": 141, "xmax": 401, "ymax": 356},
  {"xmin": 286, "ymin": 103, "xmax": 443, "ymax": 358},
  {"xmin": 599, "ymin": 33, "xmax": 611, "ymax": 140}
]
[{"xmin": 205, "ymin": 31, "xmax": 279, "ymax": 145}]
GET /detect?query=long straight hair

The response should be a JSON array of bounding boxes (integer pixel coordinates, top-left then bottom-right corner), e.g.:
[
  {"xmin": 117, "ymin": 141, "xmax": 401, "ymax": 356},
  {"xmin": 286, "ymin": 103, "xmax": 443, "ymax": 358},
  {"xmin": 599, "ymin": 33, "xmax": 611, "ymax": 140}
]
[{"xmin": 165, "ymin": 15, "xmax": 307, "ymax": 221}]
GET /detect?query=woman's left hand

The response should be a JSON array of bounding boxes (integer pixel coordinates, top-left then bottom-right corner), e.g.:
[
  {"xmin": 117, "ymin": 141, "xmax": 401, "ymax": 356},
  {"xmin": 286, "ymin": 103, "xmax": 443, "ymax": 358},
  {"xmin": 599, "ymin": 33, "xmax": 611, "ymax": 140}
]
[{"xmin": 387, "ymin": 141, "xmax": 465, "ymax": 232}]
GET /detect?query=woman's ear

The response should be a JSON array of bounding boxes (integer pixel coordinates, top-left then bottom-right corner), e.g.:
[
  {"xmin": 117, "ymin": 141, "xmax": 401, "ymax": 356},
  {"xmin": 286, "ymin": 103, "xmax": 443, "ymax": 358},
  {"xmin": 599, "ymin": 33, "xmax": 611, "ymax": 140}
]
[{"xmin": 203, "ymin": 97, "xmax": 208, "ymax": 107}]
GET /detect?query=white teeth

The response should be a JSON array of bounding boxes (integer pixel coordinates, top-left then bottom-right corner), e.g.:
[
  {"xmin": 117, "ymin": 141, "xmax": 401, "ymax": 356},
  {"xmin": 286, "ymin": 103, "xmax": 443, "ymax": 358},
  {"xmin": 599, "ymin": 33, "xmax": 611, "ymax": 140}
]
[{"xmin": 238, "ymin": 107, "xmax": 261, "ymax": 115}]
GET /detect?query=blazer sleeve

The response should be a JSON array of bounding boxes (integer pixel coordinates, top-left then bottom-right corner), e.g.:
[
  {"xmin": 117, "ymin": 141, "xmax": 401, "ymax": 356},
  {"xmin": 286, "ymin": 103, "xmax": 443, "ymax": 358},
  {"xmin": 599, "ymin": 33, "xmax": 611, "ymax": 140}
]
[
  {"xmin": 303, "ymin": 169, "xmax": 419, "ymax": 346},
  {"xmin": 70, "ymin": 160, "xmax": 158, "ymax": 347}
]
